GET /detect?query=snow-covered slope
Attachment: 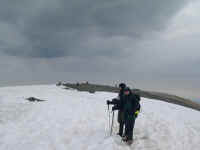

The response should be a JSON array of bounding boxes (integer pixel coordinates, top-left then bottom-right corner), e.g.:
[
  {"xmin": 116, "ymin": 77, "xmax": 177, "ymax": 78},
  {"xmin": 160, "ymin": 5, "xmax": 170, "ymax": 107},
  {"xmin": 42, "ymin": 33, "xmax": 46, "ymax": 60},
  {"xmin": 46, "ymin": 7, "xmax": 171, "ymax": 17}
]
[{"xmin": 0, "ymin": 85, "xmax": 200, "ymax": 150}]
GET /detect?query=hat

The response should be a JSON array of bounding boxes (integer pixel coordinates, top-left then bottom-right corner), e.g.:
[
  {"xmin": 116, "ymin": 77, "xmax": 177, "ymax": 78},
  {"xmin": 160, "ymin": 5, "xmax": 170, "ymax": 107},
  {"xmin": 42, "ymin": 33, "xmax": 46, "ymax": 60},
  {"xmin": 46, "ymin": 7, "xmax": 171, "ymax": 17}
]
[
  {"xmin": 119, "ymin": 83, "xmax": 126, "ymax": 89},
  {"xmin": 124, "ymin": 87, "xmax": 131, "ymax": 92}
]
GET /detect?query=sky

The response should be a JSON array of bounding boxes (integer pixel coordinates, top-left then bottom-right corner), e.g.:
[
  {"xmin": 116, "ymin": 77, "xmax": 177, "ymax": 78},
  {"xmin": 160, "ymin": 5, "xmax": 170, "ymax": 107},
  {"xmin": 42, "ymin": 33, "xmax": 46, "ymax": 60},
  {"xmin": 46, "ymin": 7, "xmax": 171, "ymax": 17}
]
[{"xmin": 0, "ymin": 0, "xmax": 199, "ymax": 100}]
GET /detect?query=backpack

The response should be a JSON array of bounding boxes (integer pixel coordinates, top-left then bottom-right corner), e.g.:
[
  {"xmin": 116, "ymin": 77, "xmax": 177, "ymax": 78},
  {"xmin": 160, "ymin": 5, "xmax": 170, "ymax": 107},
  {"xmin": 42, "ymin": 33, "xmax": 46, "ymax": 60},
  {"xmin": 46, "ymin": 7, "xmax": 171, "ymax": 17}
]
[{"xmin": 135, "ymin": 94, "xmax": 141, "ymax": 111}]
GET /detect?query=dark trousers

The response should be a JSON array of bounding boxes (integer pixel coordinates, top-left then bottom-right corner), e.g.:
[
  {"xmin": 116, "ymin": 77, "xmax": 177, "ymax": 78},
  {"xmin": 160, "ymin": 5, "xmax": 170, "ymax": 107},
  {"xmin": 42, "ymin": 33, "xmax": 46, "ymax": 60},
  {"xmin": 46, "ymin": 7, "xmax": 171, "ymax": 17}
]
[
  {"xmin": 117, "ymin": 110, "xmax": 124, "ymax": 136},
  {"xmin": 125, "ymin": 116, "xmax": 136, "ymax": 140},
  {"xmin": 119, "ymin": 122, "xmax": 124, "ymax": 136}
]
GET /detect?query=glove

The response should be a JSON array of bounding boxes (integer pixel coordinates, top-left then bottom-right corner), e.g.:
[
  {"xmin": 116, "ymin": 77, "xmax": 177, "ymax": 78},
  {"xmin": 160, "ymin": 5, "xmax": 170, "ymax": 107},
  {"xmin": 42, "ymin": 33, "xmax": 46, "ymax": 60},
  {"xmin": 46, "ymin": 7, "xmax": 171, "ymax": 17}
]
[
  {"xmin": 112, "ymin": 106, "xmax": 118, "ymax": 111},
  {"xmin": 107, "ymin": 100, "xmax": 110, "ymax": 105},
  {"xmin": 135, "ymin": 110, "xmax": 139, "ymax": 118}
]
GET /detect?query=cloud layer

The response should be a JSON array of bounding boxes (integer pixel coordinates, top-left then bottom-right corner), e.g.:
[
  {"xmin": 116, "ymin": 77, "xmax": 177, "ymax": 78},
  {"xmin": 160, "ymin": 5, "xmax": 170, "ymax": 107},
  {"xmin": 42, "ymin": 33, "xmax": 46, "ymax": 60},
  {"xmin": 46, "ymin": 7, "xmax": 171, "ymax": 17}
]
[
  {"xmin": 0, "ymin": 0, "xmax": 190, "ymax": 58},
  {"xmin": 0, "ymin": 0, "xmax": 200, "ymax": 100}
]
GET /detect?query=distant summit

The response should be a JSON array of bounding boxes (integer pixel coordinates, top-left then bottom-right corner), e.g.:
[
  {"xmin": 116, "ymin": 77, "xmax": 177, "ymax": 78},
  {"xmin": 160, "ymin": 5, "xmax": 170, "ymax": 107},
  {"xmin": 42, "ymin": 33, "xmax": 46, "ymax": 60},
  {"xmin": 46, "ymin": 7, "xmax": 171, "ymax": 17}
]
[{"xmin": 58, "ymin": 82, "xmax": 200, "ymax": 111}]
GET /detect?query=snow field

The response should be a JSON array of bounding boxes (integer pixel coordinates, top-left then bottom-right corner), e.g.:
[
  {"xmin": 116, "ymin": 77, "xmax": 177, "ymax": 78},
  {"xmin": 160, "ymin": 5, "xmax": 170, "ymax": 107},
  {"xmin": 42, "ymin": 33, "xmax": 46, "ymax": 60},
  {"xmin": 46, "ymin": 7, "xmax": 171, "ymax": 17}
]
[{"xmin": 0, "ymin": 85, "xmax": 200, "ymax": 150}]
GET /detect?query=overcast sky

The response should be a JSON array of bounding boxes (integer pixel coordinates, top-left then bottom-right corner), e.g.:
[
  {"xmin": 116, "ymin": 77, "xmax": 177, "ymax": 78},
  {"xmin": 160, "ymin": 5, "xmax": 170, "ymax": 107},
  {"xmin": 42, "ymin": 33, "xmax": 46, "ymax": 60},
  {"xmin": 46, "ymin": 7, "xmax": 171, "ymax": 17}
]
[{"xmin": 0, "ymin": 0, "xmax": 199, "ymax": 100}]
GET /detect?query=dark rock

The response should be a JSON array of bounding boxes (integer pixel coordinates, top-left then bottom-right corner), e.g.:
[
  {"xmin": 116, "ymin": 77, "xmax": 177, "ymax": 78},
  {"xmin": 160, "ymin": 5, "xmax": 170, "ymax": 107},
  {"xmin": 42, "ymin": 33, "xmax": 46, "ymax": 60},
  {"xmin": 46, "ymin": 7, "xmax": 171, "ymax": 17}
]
[{"xmin": 26, "ymin": 97, "xmax": 46, "ymax": 102}]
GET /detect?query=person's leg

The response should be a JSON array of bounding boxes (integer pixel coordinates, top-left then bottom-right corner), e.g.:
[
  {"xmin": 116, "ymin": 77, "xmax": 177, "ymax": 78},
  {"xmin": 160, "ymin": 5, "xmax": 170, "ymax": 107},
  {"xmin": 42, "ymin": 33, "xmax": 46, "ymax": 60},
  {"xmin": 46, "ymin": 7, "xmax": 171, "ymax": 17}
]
[
  {"xmin": 118, "ymin": 111, "xmax": 124, "ymax": 136},
  {"xmin": 122, "ymin": 119, "xmax": 129, "ymax": 141},
  {"xmin": 127, "ymin": 117, "xmax": 136, "ymax": 141},
  {"xmin": 118, "ymin": 122, "xmax": 124, "ymax": 136}
]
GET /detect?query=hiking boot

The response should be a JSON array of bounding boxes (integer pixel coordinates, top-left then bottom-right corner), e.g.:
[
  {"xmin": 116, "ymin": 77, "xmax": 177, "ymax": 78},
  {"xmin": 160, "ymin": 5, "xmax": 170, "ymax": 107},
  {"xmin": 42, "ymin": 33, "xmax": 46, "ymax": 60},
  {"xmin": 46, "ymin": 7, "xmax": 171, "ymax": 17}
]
[
  {"xmin": 122, "ymin": 136, "xmax": 128, "ymax": 142},
  {"xmin": 127, "ymin": 140, "xmax": 133, "ymax": 145}
]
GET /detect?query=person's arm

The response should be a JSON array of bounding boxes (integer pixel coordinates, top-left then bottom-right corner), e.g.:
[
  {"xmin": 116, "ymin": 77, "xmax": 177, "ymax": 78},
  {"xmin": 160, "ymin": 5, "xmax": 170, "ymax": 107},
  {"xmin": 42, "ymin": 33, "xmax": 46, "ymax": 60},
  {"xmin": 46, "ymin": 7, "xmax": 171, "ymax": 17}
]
[
  {"xmin": 132, "ymin": 96, "xmax": 138, "ymax": 113},
  {"xmin": 107, "ymin": 98, "xmax": 120, "ymax": 106},
  {"xmin": 132, "ymin": 96, "xmax": 140, "ymax": 117}
]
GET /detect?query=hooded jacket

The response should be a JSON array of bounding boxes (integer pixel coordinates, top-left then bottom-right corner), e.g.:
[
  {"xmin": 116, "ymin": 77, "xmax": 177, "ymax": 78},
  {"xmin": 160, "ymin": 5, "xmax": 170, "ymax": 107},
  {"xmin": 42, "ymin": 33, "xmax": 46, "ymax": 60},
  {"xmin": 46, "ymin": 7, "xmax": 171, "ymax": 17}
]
[{"xmin": 123, "ymin": 90, "xmax": 139, "ymax": 118}]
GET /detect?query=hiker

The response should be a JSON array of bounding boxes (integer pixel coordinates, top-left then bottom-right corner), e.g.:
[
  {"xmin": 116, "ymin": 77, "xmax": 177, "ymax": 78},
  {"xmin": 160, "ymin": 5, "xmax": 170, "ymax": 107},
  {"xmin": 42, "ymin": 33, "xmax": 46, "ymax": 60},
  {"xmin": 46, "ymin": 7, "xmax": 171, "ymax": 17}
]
[
  {"xmin": 107, "ymin": 83, "xmax": 126, "ymax": 137},
  {"xmin": 122, "ymin": 87, "xmax": 140, "ymax": 144}
]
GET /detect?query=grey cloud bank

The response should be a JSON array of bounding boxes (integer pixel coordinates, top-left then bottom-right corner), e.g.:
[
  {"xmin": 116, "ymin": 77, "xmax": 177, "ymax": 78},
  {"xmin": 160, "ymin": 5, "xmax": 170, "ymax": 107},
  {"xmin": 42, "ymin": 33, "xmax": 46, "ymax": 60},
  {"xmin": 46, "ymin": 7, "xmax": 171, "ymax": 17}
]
[
  {"xmin": 0, "ymin": 0, "xmax": 200, "ymax": 100},
  {"xmin": 0, "ymin": 0, "xmax": 190, "ymax": 58}
]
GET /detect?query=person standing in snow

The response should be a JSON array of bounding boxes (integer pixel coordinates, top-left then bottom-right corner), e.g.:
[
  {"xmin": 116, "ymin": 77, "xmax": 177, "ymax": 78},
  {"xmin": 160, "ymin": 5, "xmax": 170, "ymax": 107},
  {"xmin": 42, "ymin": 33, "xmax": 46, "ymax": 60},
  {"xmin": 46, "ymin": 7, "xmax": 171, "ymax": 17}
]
[
  {"xmin": 107, "ymin": 83, "xmax": 126, "ymax": 137},
  {"xmin": 122, "ymin": 87, "xmax": 140, "ymax": 144},
  {"xmin": 116, "ymin": 83, "xmax": 126, "ymax": 137}
]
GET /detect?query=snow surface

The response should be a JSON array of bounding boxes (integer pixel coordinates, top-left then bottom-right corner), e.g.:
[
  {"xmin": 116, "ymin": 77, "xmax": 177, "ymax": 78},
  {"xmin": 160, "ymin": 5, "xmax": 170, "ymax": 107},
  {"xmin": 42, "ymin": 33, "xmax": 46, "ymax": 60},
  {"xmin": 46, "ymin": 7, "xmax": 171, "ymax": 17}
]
[{"xmin": 0, "ymin": 85, "xmax": 200, "ymax": 150}]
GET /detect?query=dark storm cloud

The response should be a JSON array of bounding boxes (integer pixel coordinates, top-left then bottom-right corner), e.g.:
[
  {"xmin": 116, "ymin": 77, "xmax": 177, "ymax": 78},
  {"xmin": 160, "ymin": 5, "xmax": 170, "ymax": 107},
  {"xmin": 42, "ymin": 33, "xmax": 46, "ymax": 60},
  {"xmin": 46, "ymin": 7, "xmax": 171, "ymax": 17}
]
[
  {"xmin": 1, "ymin": 0, "xmax": 200, "ymax": 100},
  {"xmin": 0, "ymin": 0, "xmax": 190, "ymax": 58}
]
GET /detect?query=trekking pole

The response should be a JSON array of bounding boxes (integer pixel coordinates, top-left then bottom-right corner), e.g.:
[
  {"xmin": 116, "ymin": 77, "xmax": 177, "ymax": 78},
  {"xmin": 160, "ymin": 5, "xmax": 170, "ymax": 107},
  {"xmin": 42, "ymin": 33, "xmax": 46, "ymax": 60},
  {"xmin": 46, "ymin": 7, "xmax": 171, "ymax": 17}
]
[
  {"xmin": 108, "ymin": 104, "xmax": 111, "ymax": 133},
  {"xmin": 106, "ymin": 103, "xmax": 110, "ymax": 135},
  {"xmin": 110, "ymin": 110, "xmax": 115, "ymax": 136}
]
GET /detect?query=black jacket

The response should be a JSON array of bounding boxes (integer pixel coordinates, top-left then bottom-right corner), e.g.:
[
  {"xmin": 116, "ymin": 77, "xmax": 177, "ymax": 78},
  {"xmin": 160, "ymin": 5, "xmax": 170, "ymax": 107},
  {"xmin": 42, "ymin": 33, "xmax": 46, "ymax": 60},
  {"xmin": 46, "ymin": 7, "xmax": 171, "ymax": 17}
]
[
  {"xmin": 111, "ymin": 90, "xmax": 141, "ymax": 112},
  {"xmin": 110, "ymin": 88, "xmax": 125, "ymax": 111},
  {"xmin": 123, "ymin": 93, "xmax": 139, "ymax": 117},
  {"xmin": 118, "ymin": 88, "xmax": 125, "ymax": 111}
]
